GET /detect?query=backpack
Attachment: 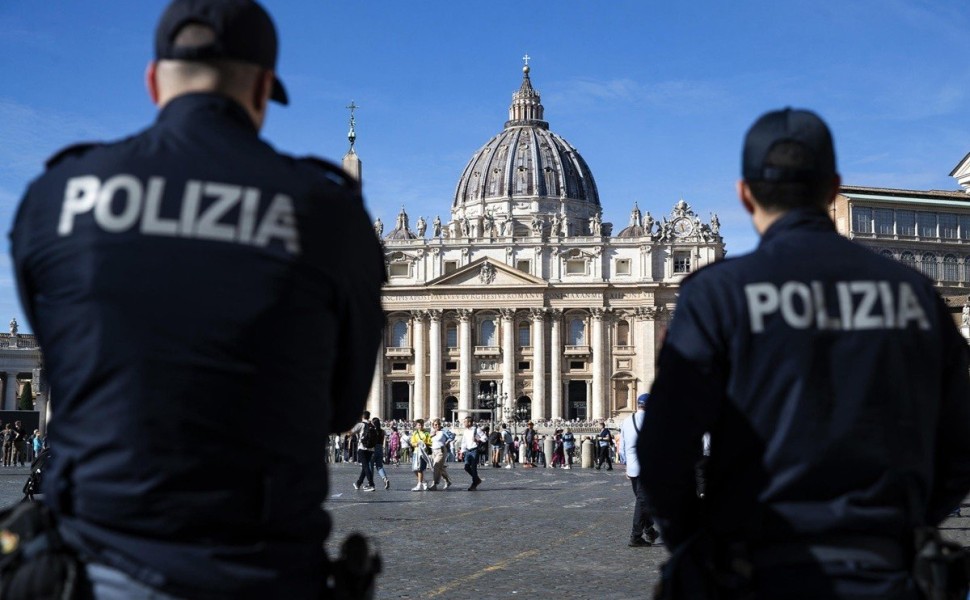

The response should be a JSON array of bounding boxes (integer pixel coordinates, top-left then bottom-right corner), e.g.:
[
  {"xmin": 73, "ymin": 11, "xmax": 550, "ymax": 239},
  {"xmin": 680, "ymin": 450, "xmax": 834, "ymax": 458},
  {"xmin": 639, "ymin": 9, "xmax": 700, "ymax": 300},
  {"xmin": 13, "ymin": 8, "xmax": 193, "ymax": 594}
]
[
  {"xmin": 442, "ymin": 429, "xmax": 456, "ymax": 443},
  {"xmin": 488, "ymin": 431, "xmax": 501, "ymax": 446},
  {"xmin": 360, "ymin": 422, "xmax": 377, "ymax": 449}
]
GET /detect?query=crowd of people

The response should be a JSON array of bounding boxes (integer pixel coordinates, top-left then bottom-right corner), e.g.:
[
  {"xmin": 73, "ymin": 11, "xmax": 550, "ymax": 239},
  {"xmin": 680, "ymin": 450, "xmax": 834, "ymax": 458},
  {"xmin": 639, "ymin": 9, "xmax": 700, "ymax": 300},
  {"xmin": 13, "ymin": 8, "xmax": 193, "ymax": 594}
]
[{"xmin": 331, "ymin": 417, "xmax": 631, "ymax": 478}]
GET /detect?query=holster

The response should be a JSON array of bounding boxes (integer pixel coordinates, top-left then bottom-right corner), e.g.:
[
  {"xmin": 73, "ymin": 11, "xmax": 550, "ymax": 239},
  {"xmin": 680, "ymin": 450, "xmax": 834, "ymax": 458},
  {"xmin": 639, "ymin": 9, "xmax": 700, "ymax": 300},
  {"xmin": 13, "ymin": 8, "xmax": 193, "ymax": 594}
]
[{"xmin": 0, "ymin": 502, "xmax": 87, "ymax": 600}]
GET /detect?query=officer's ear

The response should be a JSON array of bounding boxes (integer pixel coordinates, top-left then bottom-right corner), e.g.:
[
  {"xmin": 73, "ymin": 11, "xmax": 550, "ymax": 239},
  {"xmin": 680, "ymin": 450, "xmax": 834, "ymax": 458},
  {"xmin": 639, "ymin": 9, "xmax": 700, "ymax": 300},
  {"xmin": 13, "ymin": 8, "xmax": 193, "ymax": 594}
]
[
  {"xmin": 737, "ymin": 180, "xmax": 756, "ymax": 216},
  {"xmin": 146, "ymin": 62, "xmax": 161, "ymax": 106},
  {"xmin": 249, "ymin": 69, "xmax": 274, "ymax": 127}
]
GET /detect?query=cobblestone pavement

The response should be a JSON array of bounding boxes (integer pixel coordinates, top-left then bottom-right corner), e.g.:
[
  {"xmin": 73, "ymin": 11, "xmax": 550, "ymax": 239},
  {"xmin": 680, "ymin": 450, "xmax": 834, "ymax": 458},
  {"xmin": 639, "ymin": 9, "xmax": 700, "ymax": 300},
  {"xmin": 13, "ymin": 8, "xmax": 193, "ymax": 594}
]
[
  {"xmin": 0, "ymin": 462, "xmax": 967, "ymax": 600},
  {"xmin": 325, "ymin": 461, "xmax": 664, "ymax": 599}
]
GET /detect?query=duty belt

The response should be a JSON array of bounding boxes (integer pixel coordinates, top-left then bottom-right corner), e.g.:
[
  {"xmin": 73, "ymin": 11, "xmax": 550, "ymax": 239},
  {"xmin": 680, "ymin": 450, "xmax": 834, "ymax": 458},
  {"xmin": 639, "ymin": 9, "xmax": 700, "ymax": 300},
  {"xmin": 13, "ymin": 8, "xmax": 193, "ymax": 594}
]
[{"xmin": 749, "ymin": 534, "xmax": 908, "ymax": 570}]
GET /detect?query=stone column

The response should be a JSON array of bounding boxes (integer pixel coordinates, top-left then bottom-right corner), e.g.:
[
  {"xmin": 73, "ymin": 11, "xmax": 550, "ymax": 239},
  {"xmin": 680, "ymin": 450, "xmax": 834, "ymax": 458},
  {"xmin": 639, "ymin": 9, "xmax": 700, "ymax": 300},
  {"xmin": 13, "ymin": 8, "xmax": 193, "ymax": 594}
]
[
  {"xmin": 500, "ymin": 308, "xmax": 516, "ymax": 415},
  {"xmin": 367, "ymin": 343, "xmax": 383, "ymax": 418},
  {"xmin": 411, "ymin": 310, "xmax": 427, "ymax": 421},
  {"xmin": 408, "ymin": 381, "xmax": 415, "ymax": 418},
  {"xmin": 457, "ymin": 309, "xmax": 473, "ymax": 418},
  {"xmin": 549, "ymin": 309, "xmax": 563, "ymax": 421},
  {"xmin": 530, "ymin": 308, "xmax": 546, "ymax": 420},
  {"xmin": 4, "ymin": 373, "xmax": 17, "ymax": 411},
  {"xmin": 635, "ymin": 307, "xmax": 659, "ymax": 398},
  {"xmin": 427, "ymin": 310, "xmax": 442, "ymax": 418},
  {"xmin": 586, "ymin": 380, "xmax": 593, "ymax": 420},
  {"xmin": 591, "ymin": 308, "xmax": 605, "ymax": 420}
]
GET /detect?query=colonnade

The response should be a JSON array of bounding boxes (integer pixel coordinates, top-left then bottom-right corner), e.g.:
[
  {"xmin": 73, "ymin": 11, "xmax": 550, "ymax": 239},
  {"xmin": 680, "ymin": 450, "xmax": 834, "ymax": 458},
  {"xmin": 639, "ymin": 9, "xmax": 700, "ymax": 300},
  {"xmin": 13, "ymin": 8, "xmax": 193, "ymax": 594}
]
[{"xmin": 367, "ymin": 306, "xmax": 667, "ymax": 423}]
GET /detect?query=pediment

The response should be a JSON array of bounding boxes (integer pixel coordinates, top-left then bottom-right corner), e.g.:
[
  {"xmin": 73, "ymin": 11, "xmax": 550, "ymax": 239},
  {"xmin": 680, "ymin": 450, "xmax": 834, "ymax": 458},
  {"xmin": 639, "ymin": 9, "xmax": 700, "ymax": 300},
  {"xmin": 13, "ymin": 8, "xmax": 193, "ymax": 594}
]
[
  {"xmin": 428, "ymin": 257, "xmax": 547, "ymax": 288},
  {"xmin": 951, "ymin": 151, "xmax": 970, "ymax": 192}
]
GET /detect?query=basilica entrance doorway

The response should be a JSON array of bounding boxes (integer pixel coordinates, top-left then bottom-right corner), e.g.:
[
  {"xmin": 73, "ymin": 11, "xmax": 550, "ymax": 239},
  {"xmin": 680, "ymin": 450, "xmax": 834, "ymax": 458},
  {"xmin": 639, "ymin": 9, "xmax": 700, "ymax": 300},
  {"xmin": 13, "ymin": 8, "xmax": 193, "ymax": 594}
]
[
  {"xmin": 567, "ymin": 380, "xmax": 587, "ymax": 420},
  {"xmin": 391, "ymin": 382, "xmax": 409, "ymax": 421}
]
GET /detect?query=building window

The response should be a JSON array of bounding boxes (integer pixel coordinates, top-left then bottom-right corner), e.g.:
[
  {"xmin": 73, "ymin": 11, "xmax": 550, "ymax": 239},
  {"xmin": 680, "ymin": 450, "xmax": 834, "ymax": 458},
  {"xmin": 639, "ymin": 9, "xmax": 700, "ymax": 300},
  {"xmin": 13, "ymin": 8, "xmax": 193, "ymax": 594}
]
[
  {"xmin": 673, "ymin": 251, "xmax": 691, "ymax": 274},
  {"xmin": 444, "ymin": 261, "xmax": 458, "ymax": 275},
  {"xmin": 917, "ymin": 212, "xmax": 937, "ymax": 238},
  {"xmin": 943, "ymin": 255, "xmax": 959, "ymax": 281},
  {"xmin": 568, "ymin": 319, "xmax": 586, "ymax": 345},
  {"xmin": 852, "ymin": 207, "xmax": 872, "ymax": 233},
  {"xmin": 616, "ymin": 320, "xmax": 630, "ymax": 346},
  {"xmin": 879, "ymin": 249, "xmax": 895, "ymax": 260},
  {"xmin": 445, "ymin": 361, "xmax": 458, "ymax": 371},
  {"xmin": 874, "ymin": 209, "xmax": 893, "ymax": 235},
  {"xmin": 480, "ymin": 319, "xmax": 497, "ymax": 346},
  {"xmin": 960, "ymin": 215, "xmax": 970, "ymax": 241},
  {"xmin": 565, "ymin": 259, "xmax": 587, "ymax": 275},
  {"xmin": 920, "ymin": 253, "xmax": 937, "ymax": 280},
  {"xmin": 615, "ymin": 259, "xmax": 631, "ymax": 275},
  {"xmin": 569, "ymin": 360, "xmax": 585, "ymax": 370},
  {"xmin": 391, "ymin": 363, "xmax": 407, "ymax": 372},
  {"xmin": 900, "ymin": 251, "xmax": 916, "ymax": 271},
  {"xmin": 897, "ymin": 211, "xmax": 915, "ymax": 236},
  {"xmin": 390, "ymin": 321, "xmax": 408, "ymax": 347},
  {"xmin": 445, "ymin": 323, "xmax": 458, "ymax": 348},
  {"xmin": 516, "ymin": 260, "xmax": 531, "ymax": 273},
  {"xmin": 388, "ymin": 263, "xmax": 410, "ymax": 277},
  {"xmin": 518, "ymin": 361, "xmax": 530, "ymax": 371},
  {"xmin": 940, "ymin": 213, "xmax": 958, "ymax": 239},
  {"xmin": 518, "ymin": 322, "xmax": 530, "ymax": 346},
  {"xmin": 965, "ymin": 256, "xmax": 970, "ymax": 282}
]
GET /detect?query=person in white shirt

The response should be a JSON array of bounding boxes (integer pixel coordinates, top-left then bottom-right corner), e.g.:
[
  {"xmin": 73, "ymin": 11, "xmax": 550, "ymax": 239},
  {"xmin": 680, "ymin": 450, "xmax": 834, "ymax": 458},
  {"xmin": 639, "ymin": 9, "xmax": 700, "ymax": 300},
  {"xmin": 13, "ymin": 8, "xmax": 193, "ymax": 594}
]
[
  {"xmin": 621, "ymin": 394, "xmax": 659, "ymax": 547},
  {"xmin": 459, "ymin": 417, "xmax": 487, "ymax": 491}
]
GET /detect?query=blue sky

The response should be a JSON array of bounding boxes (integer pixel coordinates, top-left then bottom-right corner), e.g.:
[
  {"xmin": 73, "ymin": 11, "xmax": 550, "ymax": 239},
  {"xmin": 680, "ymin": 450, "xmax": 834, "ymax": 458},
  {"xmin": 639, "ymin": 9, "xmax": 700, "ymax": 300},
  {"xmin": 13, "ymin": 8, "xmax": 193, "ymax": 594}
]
[{"xmin": 2, "ymin": 1, "xmax": 970, "ymax": 332}]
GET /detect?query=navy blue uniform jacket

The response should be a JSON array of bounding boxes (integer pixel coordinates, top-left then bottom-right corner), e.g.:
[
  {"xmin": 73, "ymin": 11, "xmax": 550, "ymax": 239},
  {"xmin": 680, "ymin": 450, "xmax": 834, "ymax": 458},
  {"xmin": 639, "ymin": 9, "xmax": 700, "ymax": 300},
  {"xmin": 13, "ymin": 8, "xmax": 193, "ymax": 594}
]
[
  {"xmin": 10, "ymin": 94, "xmax": 385, "ymax": 598},
  {"xmin": 639, "ymin": 207, "xmax": 970, "ymax": 551}
]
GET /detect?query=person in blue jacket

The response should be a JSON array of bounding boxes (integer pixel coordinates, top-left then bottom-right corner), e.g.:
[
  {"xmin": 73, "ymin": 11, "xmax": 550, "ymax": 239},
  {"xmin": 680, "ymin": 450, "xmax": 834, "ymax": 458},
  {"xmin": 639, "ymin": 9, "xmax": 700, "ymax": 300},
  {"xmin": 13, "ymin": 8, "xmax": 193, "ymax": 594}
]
[
  {"xmin": 10, "ymin": 1, "xmax": 384, "ymax": 597},
  {"xmin": 639, "ymin": 108, "xmax": 970, "ymax": 599}
]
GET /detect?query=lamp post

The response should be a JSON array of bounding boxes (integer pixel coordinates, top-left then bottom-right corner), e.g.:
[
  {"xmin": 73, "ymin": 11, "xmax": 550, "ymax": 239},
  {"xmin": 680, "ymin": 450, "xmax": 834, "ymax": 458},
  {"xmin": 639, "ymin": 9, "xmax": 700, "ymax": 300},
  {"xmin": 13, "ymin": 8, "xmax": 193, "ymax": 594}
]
[{"xmin": 476, "ymin": 381, "xmax": 504, "ymax": 426}]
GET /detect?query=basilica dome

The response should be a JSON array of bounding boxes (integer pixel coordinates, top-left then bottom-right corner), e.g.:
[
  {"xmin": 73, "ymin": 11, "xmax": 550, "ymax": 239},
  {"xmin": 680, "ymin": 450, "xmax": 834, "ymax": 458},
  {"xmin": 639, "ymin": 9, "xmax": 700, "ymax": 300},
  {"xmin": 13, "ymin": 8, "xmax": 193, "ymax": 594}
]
[{"xmin": 451, "ymin": 64, "xmax": 600, "ymax": 230}]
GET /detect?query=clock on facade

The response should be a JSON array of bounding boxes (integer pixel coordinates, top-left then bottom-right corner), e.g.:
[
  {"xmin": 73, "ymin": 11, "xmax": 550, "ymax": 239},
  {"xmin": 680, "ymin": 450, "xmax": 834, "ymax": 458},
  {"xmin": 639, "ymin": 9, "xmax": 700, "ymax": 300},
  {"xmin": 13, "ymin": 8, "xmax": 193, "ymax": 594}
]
[{"xmin": 672, "ymin": 217, "xmax": 694, "ymax": 237}]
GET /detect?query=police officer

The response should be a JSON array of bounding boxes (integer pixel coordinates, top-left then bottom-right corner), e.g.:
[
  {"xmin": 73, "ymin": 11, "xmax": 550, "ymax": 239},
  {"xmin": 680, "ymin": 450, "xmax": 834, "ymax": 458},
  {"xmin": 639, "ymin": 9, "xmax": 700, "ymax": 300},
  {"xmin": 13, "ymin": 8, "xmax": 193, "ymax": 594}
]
[
  {"xmin": 639, "ymin": 109, "xmax": 970, "ymax": 599},
  {"xmin": 11, "ymin": 1, "xmax": 383, "ymax": 598}
]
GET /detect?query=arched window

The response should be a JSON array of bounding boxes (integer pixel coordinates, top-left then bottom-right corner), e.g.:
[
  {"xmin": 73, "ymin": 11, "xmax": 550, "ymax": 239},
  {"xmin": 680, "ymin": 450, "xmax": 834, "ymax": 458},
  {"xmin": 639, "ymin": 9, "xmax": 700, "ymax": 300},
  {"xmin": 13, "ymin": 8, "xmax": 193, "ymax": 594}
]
[
  {"xmin": 879, "ymin": 249, "xmax": 894, "ymax": 260},
  {"xmin": 920, "ymin": 253, "xmax": 937, "ymax": 280},
  {"xmin": 445, "ymin": 323, "xmax": 458, "ymax": 348},
  {"xmin": 569, "ymin": 318, "xmax": 586, "ymax": 345},
  {"xmin": 900, "ymin": 251, "xmax": 916, "ymax": 271},
  {"xmin": 943, "ymin": 255, "xmax": 959, "ymax": 282},
  {"xmin": 616, "ymin": 320, "xmax": 630, "ymax": 346},
  {"xmin": 481, "ymin": 319, "xmax": 497, "ymax": 346},
  {"xmin": 391, "ymin": 320, "xmax": 408, "ymax": 347},
  {"xmin": 518, "ymin": 322, "xmax": 531, "ymax": 347}
]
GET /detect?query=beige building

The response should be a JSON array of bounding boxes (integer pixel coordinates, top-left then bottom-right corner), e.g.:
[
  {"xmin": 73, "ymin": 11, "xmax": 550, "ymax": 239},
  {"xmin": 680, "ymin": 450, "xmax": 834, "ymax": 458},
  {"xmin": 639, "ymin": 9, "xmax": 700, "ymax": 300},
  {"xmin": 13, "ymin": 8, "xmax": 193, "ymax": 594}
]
[
  {"xmin": 832, "ymin": 168, "xmax": 970, "ymax": 333},
  {"xmin": 365, "ymin": 64, "xmax": 725, "ymax": 423}
]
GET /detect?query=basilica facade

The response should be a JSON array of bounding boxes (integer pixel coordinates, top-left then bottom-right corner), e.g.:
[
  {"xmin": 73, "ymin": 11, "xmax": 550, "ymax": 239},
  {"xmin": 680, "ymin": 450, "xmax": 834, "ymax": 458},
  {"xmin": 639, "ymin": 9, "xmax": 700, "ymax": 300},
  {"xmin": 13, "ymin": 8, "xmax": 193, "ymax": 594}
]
[{"xmin": 366, "ymin": 64, "xmax": 725, "ymax": 423}]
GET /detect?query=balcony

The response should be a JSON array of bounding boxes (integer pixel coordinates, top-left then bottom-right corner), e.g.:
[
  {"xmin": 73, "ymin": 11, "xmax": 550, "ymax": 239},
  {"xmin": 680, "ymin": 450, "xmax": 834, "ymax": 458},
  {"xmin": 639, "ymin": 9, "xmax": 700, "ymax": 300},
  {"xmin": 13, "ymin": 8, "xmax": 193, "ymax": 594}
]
[
  {"xmin": 385, "ymin": 346, "xmax": 413, "ymax": 357},
  {"xmin": 474, "ymin": 346, "xmax": 501, "ymax": 357},
  {"xmin": 564, "ymin": 345, "xmax": 591, "ymax": 356}
]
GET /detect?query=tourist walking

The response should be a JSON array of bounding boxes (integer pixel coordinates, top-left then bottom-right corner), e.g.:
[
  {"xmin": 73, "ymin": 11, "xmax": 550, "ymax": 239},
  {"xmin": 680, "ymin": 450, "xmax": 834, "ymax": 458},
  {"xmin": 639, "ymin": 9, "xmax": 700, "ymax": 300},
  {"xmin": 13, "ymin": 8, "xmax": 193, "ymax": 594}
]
[
  {"xmin": 370, "ymin": 417, "xmax": 390, "ymax": 490},
  {"xmin": 622, "ymin": 394, "xmax": 659, "ymax": 547},
  {"xmin": 410, "ymin": 419, "xmax": 432, "ymax": 491},
  {"xmin": 352, "ymin": 411, "xmax": 377, "ymax": 491},
  {"xmin": 502, "ymin": 424, "xmax": 515, "ymax": 469},
  {"xmin": 459, "ymin": 417, "xmax": 487, "ymax": 491},
  {"xmin": 428, "ymin": 419, "xmax": 453, "ymax": 490},
  {"xmin": 595, "ymin": 422, "xmax": 613, "ymax": 470},
  {"xmin": 562, "ymin": 428, "xmax": 576, "ymax": 469},
  {"xmin": 523, "ymin": 422, "xmax": 536, "ymax": 467},
  {"xmin": 388, "ymin": 426, "xmax": 401, "ymax": 466}
]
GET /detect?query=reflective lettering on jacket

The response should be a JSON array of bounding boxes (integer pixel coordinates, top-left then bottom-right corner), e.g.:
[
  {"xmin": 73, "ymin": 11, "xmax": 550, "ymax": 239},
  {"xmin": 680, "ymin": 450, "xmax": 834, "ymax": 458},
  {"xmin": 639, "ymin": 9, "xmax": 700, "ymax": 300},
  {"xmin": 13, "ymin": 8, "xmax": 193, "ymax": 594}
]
[
  {"xmin": 744, "ymin": 280, "xmax": 930, "ymax": 333},
  {"xmin": 58, "ymin": 174, "xmax": 301, "ymax": 255}
]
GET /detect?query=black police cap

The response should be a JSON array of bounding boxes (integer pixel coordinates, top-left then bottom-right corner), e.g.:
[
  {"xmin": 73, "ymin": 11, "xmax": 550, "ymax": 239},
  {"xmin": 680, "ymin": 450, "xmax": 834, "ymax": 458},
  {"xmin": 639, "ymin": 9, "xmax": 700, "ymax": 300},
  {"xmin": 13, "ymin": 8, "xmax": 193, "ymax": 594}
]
[
  {"xmin": 742, "ymin": 108, "xmax": 837, "ymax": 183},
  {"xmin": 155, "ymin": 0, "xmax": 288, "ymax": 105}
]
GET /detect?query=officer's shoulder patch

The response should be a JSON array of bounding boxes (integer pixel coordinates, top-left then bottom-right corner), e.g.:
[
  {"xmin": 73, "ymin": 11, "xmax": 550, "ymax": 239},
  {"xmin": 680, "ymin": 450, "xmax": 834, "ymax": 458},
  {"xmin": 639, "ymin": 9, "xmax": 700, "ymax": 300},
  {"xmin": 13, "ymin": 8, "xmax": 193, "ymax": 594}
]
[
  {"xmin": 297, "ymin": 155, "xmax": 359, "ymax": 190},
  {"xmin": 44, "ymin": 142, "xmax": 103, "ymax": 170}
]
